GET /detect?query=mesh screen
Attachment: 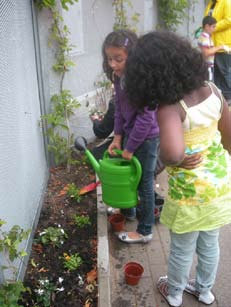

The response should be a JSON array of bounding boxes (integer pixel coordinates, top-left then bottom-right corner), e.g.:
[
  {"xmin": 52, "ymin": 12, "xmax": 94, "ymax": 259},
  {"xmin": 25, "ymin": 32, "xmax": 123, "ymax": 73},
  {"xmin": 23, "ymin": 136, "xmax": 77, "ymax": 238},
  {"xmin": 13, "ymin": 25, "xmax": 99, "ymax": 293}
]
[{"xmin": 0, "ymin": 0, "xmax": 47, "ymax": 227}]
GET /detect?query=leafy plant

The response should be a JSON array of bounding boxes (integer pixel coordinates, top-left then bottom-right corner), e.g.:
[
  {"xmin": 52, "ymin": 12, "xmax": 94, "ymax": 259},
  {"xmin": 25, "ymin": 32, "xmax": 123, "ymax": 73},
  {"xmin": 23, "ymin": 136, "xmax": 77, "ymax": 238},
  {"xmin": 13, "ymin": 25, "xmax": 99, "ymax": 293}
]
[
  {"xmin": 112, "ymin": 0, "xmax": 140, "ymax": 32},
  {"xmin": 38, "ymin": 226, "xmax": 68, "ymax": 247},
  {"xmin": 157, "ymin": 0, "xmax": 189, "ymax": 31},
  {"xmin": 73, "ymin": 215, "xmax": 91, "ymax": 228},
  {"xmin": 0, "ymin": 221, "xmax": 31, "ymax": 279},
  {"xmin": 35, "ymin": 1, "xmax": 80, "ymax": 172},
  {"xmin": 66, "ymin": 183, "xmax": 81, "ymax": 202},
  {"xmin": 0, "ymin": 220, "xmax": 31, "ymax": 306},
  {"xmin": 63, "ymin": 252, "xmax": 83, "ymax": 271},
  {"xmin": 90, "ymin": 73, "xmax": 113, "ymax": 116},
  {"xmin": 0, "ymin": 281, "xmax": 27, "ymax": 307},
  {"xmin": 34, "ymin": 278, "xmax": 64, "ymax": 307},
  {"xmin": 41, "ymin": 90, "xmax": 80, "ymax": 167},
  {"xmin": 34, "ymin": 0, "xmax": 79, "ymax": 11}
]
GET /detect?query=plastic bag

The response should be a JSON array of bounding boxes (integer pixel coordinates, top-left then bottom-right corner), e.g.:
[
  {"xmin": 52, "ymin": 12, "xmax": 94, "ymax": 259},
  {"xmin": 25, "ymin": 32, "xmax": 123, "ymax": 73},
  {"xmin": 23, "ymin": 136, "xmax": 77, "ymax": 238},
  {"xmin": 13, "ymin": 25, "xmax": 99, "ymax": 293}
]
[{"xmin": 194, "ymin": 26, "xmax": 202, "ymax": 39}]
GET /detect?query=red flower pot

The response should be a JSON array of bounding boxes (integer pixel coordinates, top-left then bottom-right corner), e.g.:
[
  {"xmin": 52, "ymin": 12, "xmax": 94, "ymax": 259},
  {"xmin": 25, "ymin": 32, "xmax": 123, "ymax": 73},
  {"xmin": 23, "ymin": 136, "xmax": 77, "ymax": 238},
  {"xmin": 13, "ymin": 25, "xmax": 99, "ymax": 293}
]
[
  {"xmin": 124, "ymin": 262, "xmax": 144, "ymax": 285},
  {"xmin": 108, "ymin": 213, "xmax": 125, "ymax": 232}
]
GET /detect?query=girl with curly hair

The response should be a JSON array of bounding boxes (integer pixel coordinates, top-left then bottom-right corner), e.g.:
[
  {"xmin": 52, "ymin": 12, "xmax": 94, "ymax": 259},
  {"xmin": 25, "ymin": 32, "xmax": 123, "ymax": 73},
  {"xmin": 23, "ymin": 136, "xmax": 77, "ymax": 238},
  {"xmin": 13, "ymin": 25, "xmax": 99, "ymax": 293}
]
[
  {"xmin": 125, "ymin": 31, "xmax": 231, "ymax": 306},
  {"xmin": 102, "ymin": 29, "xmax": 160, "ymax": 243}
]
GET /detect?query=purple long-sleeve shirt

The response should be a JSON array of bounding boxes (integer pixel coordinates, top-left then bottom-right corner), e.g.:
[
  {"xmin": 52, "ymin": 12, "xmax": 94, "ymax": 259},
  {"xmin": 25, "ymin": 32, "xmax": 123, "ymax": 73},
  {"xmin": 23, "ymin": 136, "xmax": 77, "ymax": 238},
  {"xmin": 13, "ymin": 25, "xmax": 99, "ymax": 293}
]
[{"xmin": 114, "ymin": 79, "xmax": 159, "ymax": 153}]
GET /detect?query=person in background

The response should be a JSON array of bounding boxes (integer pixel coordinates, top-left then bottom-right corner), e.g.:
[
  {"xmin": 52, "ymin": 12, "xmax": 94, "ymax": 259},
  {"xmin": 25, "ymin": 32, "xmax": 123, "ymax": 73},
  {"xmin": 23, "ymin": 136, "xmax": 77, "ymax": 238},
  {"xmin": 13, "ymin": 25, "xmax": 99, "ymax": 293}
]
[
  {"xmin": 102, "ymin": 29, "xmax": 160, "ymax": 243},
  {"xmin": 125, "ymin": 30, "xmax": 231, "ymax": 307},
  {"xmin": 197, "ymin": 15, "xmax": 228, "ymax": 81},
  {"xmin": 90, "ymin": 96, "xmax": 115, "ymax": 161},
  {"xmin": 205, "ymin": 0, "xmax": 231, "ymax": 105}
]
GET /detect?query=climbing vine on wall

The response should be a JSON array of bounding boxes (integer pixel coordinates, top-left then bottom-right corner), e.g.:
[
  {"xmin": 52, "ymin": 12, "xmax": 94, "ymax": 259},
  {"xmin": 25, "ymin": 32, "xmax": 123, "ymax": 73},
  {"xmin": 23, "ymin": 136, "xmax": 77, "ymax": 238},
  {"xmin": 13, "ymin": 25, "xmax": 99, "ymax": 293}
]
[
  {"xmin": 112, "ymin": 0, "xmax": 140, "ymax": 32},
  {"xmin": 157, "ymin": 0, "xmax": 189, "ymax": 31},
  {"xmin": 34, "ymin": 0, "xmax": 78, "ymax": 10},
  {"xmin": 34, "ymin": 0, "xmax": 80, "ymax": 171}
]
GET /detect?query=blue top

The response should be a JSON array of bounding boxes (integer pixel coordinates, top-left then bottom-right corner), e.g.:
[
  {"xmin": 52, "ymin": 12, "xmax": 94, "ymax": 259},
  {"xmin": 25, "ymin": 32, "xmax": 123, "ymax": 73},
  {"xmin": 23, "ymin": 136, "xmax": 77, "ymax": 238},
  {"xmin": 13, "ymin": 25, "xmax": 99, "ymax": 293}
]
[{"xmin": 114, "ymin": 78, "xmax": 159, "ymax": 153}]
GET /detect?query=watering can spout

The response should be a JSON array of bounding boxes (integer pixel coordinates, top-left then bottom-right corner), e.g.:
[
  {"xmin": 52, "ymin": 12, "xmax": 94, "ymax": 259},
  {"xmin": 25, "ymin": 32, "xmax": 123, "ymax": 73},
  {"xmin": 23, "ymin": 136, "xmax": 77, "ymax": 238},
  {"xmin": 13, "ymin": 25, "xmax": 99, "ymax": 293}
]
[
  {"xmin": 74, "ymin": 136, "xmax": 100, "ymax": 177},
  {"xmin": 85, "ymin": 149, "xmax": 100, "ymax": 177}
]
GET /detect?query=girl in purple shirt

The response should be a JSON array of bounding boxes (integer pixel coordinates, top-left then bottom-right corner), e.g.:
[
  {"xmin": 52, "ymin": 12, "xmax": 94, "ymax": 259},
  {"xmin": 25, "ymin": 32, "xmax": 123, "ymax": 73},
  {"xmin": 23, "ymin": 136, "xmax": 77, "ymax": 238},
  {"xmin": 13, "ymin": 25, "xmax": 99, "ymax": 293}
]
[{"xmin": 102, "ymin": 30, "xmax": 159, "ymax": 243}]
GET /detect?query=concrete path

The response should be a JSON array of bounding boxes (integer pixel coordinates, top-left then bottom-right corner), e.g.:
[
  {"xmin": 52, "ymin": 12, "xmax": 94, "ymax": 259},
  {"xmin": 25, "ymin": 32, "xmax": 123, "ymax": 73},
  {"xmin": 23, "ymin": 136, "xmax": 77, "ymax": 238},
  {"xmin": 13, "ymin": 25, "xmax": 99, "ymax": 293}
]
[{"xmin": 97, "ymin": 171, "xmax": 231, "ymax": 307}]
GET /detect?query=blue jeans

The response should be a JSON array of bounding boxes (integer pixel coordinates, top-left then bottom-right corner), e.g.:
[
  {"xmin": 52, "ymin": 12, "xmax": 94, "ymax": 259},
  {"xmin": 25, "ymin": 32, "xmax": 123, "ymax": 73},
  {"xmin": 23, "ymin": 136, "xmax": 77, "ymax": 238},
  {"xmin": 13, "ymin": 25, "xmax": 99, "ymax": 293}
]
[
  {"xmin": 167, "ymin": 229, "xmax": 220, "ymax": 296},
  {"xmin": 122, "ymin": 137, "xmax": 159, "ymax": 235},
  {"xmin": 214, "ymin": 53, "xmax": 231, "ymax": 99}
]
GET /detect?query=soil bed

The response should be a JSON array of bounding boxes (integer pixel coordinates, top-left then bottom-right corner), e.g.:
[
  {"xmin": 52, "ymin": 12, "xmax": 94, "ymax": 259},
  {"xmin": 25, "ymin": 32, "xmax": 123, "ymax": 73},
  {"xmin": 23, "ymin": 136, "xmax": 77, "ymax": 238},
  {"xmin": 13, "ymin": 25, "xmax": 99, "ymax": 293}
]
[{"xmin": 22, "ymin": 150, "xmax": 98, "ymax": 307}]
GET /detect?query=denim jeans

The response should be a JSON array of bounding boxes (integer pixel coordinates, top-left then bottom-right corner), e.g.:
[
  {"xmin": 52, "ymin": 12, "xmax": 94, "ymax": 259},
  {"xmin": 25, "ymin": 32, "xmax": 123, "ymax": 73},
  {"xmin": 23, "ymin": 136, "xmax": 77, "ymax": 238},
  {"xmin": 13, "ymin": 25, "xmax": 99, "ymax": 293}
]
[
  {"xmin": 121, "ymin": 137, "xmax": 159, "ymax": 235},
  {"xmin": 214, "ymin": 53, "xmax": 231, "ymax": 99},
  {"xmin": 167, "ymin": 229, "xmax": 220, "ymax": 296}
]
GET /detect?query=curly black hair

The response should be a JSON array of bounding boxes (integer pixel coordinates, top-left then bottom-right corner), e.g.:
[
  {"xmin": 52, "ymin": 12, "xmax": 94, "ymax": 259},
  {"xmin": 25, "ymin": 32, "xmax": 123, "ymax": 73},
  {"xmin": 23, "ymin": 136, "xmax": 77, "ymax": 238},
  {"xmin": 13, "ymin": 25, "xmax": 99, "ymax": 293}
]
[
  {"xmin": 102, "ymin": 29, "xmax": 138, "ymax": 82},
  {"xmin": 125, "ymin": 31, "xmax": 208, "ymax": 109}
]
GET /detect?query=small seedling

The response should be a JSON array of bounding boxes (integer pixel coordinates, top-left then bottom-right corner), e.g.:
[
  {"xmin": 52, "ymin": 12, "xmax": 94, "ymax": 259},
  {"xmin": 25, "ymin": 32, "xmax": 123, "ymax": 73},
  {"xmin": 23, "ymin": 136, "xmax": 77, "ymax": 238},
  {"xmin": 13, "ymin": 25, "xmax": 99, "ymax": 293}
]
[
  {"xmin": 34, "ymin": 278, "xmax": 64, "ymax": 307},
  {"xmin": 63, "ymin": 252, "xmax": 83, "ymax": 271},
  {"xmin": 73, "ymin": 214, "xmax": 91, "ymax": 228},
  {"xmin": 38, "ymin": 226, "xmax": 67, "ymax": 247},
  {"xmin": 66, "ymin": 183, "xmax": 81, "ymax": 202}
]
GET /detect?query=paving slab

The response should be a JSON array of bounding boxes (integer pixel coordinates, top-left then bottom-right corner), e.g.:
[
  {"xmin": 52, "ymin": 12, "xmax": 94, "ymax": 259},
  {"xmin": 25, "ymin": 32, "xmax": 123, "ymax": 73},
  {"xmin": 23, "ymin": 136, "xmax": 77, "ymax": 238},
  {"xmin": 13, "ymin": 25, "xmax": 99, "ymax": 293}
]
[{"xmin": 97, "ymin": 170, "xmax": 231, "ymax": 307}]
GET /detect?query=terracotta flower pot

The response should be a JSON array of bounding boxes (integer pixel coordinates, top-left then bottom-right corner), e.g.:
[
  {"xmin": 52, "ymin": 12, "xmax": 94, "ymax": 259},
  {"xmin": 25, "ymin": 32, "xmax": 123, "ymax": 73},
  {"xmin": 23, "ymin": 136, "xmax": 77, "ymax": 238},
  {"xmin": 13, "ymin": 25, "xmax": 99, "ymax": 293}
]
[
  {"xmin": 124, "ymin": 262, "xmax": 144, "ymax": 285},
  {"xmin": 108, "ymin": 213, "xmax": 125, "ymax": 232}
]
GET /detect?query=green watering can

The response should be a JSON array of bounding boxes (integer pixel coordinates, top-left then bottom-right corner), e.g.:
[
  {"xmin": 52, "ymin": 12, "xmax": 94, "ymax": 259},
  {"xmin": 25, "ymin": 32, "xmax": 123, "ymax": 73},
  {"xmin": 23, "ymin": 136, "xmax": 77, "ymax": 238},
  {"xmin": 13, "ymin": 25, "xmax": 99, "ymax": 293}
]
[{"xmin": 75, "ymin": 137, "xmax": 142, "ymax": 208}]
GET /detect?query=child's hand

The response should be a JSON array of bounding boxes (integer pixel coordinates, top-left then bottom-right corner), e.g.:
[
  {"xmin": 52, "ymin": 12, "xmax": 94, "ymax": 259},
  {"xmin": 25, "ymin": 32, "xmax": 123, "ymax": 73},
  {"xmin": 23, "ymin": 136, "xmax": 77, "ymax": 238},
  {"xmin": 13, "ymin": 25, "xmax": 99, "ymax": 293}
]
[
  {"xmin": 108, "ymin": 141, "xmax": 121, "ymax": 156},
  {"xmin": 178, "ymin": 153, "xmax": 202, "ymax": 169},
  {"xmin": 90, "ymin": 114, "xmax": 104, "ymax": 122},
  {"xmin": 122, "ymin": 149, "xmax": 133, "ymax": 160},
  {"xmin": 222, "ymin": 45, "xmax": 230, "ymax": 53}
]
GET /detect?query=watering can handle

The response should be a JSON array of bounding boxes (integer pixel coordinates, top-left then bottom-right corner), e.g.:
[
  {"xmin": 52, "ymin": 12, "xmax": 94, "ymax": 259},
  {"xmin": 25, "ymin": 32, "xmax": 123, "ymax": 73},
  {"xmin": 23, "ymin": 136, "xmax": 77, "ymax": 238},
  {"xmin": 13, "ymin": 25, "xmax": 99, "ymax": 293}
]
[{"xmin": 103, "ymin": 150, "xmax": 142, "ymax": 188}]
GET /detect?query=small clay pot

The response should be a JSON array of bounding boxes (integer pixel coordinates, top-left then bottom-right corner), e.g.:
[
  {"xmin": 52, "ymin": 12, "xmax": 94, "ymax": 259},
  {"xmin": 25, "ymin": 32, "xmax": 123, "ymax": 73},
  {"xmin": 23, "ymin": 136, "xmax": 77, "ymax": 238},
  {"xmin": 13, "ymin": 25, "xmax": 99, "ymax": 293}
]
[
  {"xmin": 108, "ymin": 213, "xmax": 125, "ymax": 232},
  {"xmin": 124, "ymin": 262, "xmax": 144, "ymax": 285}
]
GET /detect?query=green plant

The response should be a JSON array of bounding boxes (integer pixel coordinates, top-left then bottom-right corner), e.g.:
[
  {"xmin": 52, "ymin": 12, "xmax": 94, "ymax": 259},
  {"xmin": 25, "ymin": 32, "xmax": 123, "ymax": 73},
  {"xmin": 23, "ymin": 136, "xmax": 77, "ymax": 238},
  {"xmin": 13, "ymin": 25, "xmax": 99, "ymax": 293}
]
[
  {"xmin": 0, "ymin": 281, "xmax": 27, "ymax": 307},
  {"xmin": 66, "ymin": 183, "xmax": 81, "ymax": 202},
  {"xmin": 34, "ymin": 278, "xmax": 64, "ymax": 307},
  {"xmin": 157, "ymin": 0, "xmax": 189, "ymax": 31},
  {"xmin": 34, "ymin": 0, "xmax": 78, "ymax": 11},
  {"xmin": 73, "ymin": 215, "xmax": 91, "ymax": 228},
  {"xmin": 41, "ymin": 90, "xmax": 80, "ymax": 167},
  {"xmin": 0, "ymin": 221, "xmax": 31, "ymax": 279},
  {"xmin": 0, "ymin": 220, "xmax": 31, "ymax": 306},
  {"xmin": 90, "ymin": 73, "xmax": 113, "ymax": 116},
  {"xmin": 38, "ymin": 226, "xmax": 68, "ymax": 247},
  {"xmin": 63, "ymin": 252, "xmax": 83, "ymax": 271},
  {"xmin": 112, "ymin": 0, "xmax": 140, "ymax": 32},
  {"xmin": 35, "ymin": 1, "xmax": 80, "ymax": 171}
]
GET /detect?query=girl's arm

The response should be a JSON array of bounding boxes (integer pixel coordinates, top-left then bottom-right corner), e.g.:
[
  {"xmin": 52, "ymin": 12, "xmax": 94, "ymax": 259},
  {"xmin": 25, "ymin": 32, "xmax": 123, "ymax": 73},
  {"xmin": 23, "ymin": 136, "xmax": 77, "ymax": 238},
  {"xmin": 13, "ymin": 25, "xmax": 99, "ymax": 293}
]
[
  {"xmin": 157, "ymin": 105, "xmax": 185, "ymax": 166},
  {"xmin": 199, "ymin": 45, "xmax": 228, "ymax": 58},
  {"xmin": 218, "ymin": 100, "xmax": 231, "ymax": 153},
  {"xmin": 113, "ymin": 81, "xmax": 124, "ymax": 136},
  {"xmin": 125, "ymin": 107, "xmax": 157, "ymax": 153},
  {"xmin": 108, "ymin": 82, "xmax": 123, "ymax": 155}
]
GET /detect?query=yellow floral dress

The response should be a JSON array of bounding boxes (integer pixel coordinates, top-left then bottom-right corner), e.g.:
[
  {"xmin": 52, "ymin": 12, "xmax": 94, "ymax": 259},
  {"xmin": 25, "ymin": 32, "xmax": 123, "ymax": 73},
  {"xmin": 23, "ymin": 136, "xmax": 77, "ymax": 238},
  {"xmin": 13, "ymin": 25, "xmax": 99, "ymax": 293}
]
[{"xmin": 160, "ymin": 86, "xmax": 231, "ymax": 233}]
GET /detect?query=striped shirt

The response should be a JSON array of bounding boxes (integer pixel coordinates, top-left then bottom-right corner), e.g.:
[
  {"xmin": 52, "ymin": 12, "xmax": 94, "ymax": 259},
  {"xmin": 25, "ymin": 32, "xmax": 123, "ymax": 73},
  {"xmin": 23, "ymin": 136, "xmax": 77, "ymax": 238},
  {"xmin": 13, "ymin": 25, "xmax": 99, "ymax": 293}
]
[{"xmin": 198, "ymin": 32, "xmax": 214, "ymax": 67}]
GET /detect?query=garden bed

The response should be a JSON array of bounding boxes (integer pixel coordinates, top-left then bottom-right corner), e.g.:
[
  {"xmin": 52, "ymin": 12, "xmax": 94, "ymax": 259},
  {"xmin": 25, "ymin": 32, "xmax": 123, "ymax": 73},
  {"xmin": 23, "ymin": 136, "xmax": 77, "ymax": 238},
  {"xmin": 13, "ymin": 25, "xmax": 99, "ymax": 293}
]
[{"xmin": 22, "ymin": 151, "xmax": 98, "ymax": 307}]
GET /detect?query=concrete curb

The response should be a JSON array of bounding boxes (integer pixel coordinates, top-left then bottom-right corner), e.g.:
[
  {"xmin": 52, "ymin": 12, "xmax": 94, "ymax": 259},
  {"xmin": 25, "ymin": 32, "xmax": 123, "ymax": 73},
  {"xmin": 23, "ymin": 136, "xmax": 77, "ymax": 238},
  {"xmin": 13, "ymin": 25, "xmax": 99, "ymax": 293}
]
[{"xmin": 97, "ymin": 184, "xmax": 111, "ymax": 307}]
